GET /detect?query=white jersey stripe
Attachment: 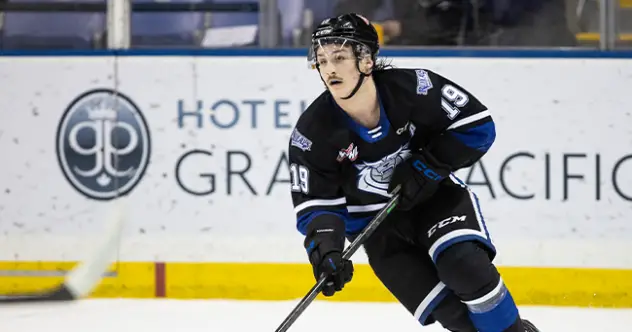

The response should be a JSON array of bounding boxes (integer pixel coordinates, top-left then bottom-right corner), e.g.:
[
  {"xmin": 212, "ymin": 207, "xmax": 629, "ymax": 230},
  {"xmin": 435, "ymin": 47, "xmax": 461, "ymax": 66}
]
[
  {"xmin": 294, "ymin": 197, "xmax": 347, "ymax": 214},
  {"xmin": 446, "ymin": 110, "xmax": 491, "ymax": 130},
  {"xmin": 368, "ymin": 126, "xmax": 382, "ymax": 134}
]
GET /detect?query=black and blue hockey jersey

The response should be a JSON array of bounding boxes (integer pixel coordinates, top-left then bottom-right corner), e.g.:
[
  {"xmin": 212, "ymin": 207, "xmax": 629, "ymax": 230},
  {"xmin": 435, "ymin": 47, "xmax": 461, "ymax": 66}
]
[{"xmin": 288, "ymin": 68, "xmax": 495, "ymax": 236}]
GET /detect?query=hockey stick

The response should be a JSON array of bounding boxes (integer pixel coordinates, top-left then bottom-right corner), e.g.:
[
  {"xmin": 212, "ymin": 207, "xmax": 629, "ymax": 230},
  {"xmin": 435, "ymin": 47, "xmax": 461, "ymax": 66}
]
[
  {"xmin": 0, "ymin": 203, "xmax": 126, "ymax": 304},
  {"xmin": 274, "ymin": 185, "xmax": 402, "ymax": 332}
]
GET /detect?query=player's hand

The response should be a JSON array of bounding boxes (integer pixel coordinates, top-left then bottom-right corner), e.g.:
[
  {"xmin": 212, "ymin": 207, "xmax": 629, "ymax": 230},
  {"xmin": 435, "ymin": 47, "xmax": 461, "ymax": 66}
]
[
  {"xmin": 311, "ymin": 251, "xmax": 354, "ymax": 296},
  {"xmin": 304, "ymin": 218, "xmax": 353, "ymax": 296},
  {"xmin": 388, "ymin": 149, "xmax": 452, "ymax": 210}
]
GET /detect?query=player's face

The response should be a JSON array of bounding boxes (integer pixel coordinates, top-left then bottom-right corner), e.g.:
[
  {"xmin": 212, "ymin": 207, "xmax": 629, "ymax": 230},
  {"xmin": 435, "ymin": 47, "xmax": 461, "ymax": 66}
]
[{"xmin": 316, "ymin": 44, "xmax": 363, "ymax": 97}]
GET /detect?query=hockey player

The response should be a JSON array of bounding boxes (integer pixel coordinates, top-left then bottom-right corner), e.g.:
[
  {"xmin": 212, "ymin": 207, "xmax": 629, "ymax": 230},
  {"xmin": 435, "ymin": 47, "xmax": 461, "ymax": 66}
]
[{"xmin": 288, "ymin": 13, "xmax": 540, "ymax": 332}]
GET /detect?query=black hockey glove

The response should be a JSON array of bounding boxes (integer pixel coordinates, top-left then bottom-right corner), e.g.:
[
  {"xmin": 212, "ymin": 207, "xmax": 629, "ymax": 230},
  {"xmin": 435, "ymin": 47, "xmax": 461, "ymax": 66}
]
[
  {"xmin": 304, "ymin": 217, "xmax": 354, "ymax": 297},
  {"xmin": 388, "ymin": 149, "xmax": 452, "ymax": 211}
]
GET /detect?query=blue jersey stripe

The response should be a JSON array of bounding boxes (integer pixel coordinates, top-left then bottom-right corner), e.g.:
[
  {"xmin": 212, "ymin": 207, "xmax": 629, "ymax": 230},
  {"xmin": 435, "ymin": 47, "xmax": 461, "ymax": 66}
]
[{"xmin": 449, "ymin": 121, "xmax": 496, "ymax": 152}]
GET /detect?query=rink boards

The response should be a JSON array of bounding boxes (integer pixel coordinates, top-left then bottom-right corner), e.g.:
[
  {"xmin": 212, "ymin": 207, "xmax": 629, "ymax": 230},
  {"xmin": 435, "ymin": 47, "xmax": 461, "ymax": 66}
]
[
  {"xmin": 2, "ymin": 261, "xmax": 632, "ymax": 307},
  {"xmin": 0, "ymin": 50, "xmax": 631, "ymax": 307}
]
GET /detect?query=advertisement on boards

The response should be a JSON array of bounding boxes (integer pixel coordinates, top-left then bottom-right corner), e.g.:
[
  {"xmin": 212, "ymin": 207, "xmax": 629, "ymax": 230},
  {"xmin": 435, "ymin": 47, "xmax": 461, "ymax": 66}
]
[{"xmin": 0, "ymin": 55, "xmax": 630, "ymax": 267}]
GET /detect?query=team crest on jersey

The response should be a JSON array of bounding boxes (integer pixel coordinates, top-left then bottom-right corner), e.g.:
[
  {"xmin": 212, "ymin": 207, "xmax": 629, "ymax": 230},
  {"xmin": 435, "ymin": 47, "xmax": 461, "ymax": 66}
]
[
  {"xmin": 291, "ymin": 128, "xmax": 313, "ymax": 151},
  {"xmin": 415, "ymin": 69, "xmax": 433, "ymax": 95},
  {"xmin": 354, "ymin": 144, "xmax": 411, "ymax": 197},
  {"xmin": 337, "ymin": 143, "xmax": 358, "ymax": 162}
]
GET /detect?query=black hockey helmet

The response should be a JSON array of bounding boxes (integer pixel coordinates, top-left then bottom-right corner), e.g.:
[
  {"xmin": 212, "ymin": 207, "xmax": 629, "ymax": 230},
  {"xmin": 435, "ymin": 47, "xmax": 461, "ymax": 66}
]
[
  {"xmin": 307, "ymin": 13, "xmax": 380, "ymax": 69},
  {"xmin": 308, "ymin": 13, "xmax": 380, "ymax": 100}
]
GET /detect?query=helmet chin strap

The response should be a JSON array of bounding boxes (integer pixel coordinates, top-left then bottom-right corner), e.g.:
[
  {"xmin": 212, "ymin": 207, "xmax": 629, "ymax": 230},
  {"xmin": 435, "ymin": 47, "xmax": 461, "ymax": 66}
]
[
  {"xmin": 341, "ymin": 61, "xmax": 369, "ymax": 100},
  {"xmin": 341, "ymin": 73, "xmax": 367, "ymax": 100}
]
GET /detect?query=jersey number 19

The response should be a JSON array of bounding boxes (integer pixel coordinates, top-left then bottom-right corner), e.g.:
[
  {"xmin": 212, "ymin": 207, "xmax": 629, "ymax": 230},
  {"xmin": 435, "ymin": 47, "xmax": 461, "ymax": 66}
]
[
  {"xmin": 441, "ymin": 84, "xmax": 469, "ymax": 120},
  {"xmin": 290, "ymin": 163, "xmax": 310, "ymax": 194}
]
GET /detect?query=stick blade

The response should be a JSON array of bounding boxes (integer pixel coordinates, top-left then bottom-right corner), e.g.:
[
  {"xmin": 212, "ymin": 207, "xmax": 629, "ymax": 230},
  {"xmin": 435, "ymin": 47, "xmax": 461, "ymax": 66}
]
[{"xmin": 0, "ymin": 203, "xmax": 126, "ymax": 304}]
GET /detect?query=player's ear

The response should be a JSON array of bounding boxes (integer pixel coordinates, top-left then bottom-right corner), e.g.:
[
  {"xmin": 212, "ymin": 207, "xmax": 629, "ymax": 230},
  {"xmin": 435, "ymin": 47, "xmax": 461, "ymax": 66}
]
[{"xmin": 360, "ymin": 56, "xmax": 374, "ymax": 75}]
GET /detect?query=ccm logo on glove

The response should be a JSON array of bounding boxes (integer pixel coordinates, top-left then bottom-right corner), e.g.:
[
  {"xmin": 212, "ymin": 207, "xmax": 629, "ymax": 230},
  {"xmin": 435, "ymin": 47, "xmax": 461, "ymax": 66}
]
[{"xmin": 412, "ymin": 160, "xmax": 445, "ymax": 181}]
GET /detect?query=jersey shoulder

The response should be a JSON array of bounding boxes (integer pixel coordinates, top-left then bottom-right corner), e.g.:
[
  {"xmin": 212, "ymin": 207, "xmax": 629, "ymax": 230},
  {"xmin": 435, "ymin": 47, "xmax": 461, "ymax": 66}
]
[
  {"xmin": 376, "ymin": 67, "xmax": 487, "ymax": 113},
  {"xmin": 289, "ymin": 91, "xmax": 340, "ymax": 157},
  {"xmin": 374, "ymin": 67, "xmax": 451, "ymax": 98}
]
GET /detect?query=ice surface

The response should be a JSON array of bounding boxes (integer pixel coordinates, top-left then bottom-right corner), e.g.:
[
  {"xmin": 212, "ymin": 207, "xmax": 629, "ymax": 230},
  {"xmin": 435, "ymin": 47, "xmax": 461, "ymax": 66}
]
[{"xmin": 1, "ymin": 299, "xmax": 630, "ymax": 331}]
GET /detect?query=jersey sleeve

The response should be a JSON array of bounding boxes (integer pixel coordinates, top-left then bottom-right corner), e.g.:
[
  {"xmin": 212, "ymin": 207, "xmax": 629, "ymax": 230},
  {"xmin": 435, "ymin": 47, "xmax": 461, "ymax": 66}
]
[
  {"xmin": 288, "ymin": 126, "xmax": 347, "ymax": 236},
  {"xmin": 414, "ymin": 69, "xmax": 496, "ymax": 170}
]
